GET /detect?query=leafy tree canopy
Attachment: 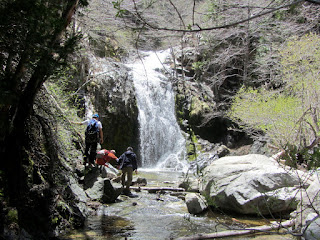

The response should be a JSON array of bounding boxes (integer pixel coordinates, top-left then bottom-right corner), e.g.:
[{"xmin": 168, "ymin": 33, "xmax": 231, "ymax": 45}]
[{"xmin": 229, "ymin": 33, "xmax": 320, "ymax": 163}]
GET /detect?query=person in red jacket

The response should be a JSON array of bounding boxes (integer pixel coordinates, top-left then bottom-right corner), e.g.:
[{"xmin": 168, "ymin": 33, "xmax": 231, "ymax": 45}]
[{"xmin": 96, "ymin": 149, "xmax": 118, "ymax": 166}]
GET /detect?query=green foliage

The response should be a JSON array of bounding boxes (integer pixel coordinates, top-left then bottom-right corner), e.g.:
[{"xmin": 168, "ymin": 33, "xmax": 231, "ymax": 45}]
[
  {"xmin": 206, "ymin": 0, "xmax": 226, "ymax": 22},
  {"xmin": 272, "ymin": 0, "xmax": 299, "ymax": 20},
  {"xmin": 112, "ymin": 0, "xmax": 128, "ymax": 18},
  {"xmin": 45, "ymin": 72, "xmax": 85, "ymax": 162},
  {"xmin": 282, "ymin": 144, "xmax": 320, "ymax": 169},
  {"xmin": 186, "ymin": 138, "xmax": 197, "ymax": 162},
  {"xmin": 175, "ymin": 94, "xmax": 186, "ymax": 124},
  {"xmin": 230, "ymin": 87, "xmax": 301, "ymax": 139},
  {"xmin": 304, "ymin": 147, "xmax": 320, "ymax": 169},
  {"xmin": 47, "ymin": 67, "xmax": 78, "ymax": 111},
  {"xmin": 0, "ymin": 0, "xmax": 86, "ymax": 150},
  {"xmin": 256, "ymin": 36, "xmax": 272, "ymax": 57},
  {"xmin": 51, "ymin": 217, "xmax": 59, "ymax": 225},
  {"xmin": 280, "ymin": 34, "xmax": 320, "ymax": 99},
  {"xmin": 191, "ymin": 61, "xmax": 205, "ymax": 71},
  {"xmin": 202, "ymin": 188, "xmax": 219, "ymax": 209},
  {"xmin": 7, "ymin": 208, "xmax": 18, "ymax": 224},
  {"xmin": 190, "ymin": 96, "xmax": 210, "ymax": 118},
  {"xmin": 229, "ymin": 33, "xmax": 320, "ymax": 164}
]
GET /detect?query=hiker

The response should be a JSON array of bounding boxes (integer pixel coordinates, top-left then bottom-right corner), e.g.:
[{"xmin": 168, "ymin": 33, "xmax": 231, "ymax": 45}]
[
  {"xmin": 73, "ymin": 114, "xmax": 103, "ymax": 166},
  {"xmin": 96, "ymin": 149, "xmax": 118, "ymax": 166},
  {"xmin": 117, "ymin": 147, "xmax": 138, "ymax": 196}
]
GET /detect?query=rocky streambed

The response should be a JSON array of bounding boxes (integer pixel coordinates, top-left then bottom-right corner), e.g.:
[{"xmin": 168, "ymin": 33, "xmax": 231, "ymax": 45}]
[{"xmin": 61, "ymin": 168, "xmax": 298, "ymax": 240}]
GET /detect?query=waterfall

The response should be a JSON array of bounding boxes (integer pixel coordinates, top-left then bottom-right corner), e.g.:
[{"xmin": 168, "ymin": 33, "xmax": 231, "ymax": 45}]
[{"xmin": 128, "ymin": 50, "xmax": 187, "ymax": 171}]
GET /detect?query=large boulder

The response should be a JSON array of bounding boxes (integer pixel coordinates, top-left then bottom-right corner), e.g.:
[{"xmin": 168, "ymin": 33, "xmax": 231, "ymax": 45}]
[
  {"xmin": 85, "ymin": 177, "xmax": 121, "ymax": 203},
  {"xmin": 200, "ymin": 154, "xmax": 306, "ymax": 215},
  {"xmin": 84, "ymin": 166, "xmax": 121, "ymax": 203}
]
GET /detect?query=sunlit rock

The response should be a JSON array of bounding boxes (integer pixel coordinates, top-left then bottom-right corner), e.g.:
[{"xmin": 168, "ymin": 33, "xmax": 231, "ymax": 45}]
[
  {"xmin": 200, "ymin": 154, "xmax": 307, "ymax": 215},
  {"xmin": 185, "ymin": 193, "xmax": 208, "ymax": 214},
  {"xmin": 66, "ymin": 175, "xmax": 89, "ymax": 221},
  {"xmin": 84, "ymin": 166, "xmax": 121, "ymax": 203}
]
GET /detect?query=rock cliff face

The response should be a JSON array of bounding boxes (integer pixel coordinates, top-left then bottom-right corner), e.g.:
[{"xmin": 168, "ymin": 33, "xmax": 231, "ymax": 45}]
[
  {"xmin": 170, "ymin": 46, "xmax": 254, "ymax": 160},
  {"xmin": 2, "ymin": 98, "xmax": 89, "ymax": 239}
]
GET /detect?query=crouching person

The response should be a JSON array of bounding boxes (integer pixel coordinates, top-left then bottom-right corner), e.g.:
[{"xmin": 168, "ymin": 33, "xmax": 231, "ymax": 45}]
[{"xmin": 96, "ymin": 149, "xmax": 118, "ymax": 166}]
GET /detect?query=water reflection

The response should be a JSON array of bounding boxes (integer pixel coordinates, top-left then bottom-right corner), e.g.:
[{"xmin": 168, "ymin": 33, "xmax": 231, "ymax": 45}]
[{"xmin": 61, "ymin": 215, "xmax": 133, "ymax": 240}]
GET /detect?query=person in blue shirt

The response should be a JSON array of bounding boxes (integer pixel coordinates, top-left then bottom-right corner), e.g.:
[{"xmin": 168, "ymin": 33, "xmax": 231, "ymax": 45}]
[{"xmin": 74, "ymin": 114, "xmax": 103, "ymax": 166}]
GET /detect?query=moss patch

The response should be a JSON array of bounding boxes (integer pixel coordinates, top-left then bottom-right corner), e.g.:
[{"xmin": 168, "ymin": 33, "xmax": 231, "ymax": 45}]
[{"xmin": 190, "ymin": 96, "xmax": 210, "ymax": 119}]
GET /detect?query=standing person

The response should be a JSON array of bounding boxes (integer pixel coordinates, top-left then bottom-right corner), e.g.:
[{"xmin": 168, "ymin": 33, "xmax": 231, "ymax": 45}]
[
  {"xmin": 117, "ymin": 147, "xmax": 137, "ymax": 196},
  {"xmin": 74, "ymin": 114, "xmax": 103, "ymax": 166}
]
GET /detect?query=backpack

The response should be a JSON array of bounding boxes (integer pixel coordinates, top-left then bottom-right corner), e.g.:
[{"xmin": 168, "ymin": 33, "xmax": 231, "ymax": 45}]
[
  {"xmin": 85, "ymin": 119, "xmax": 99, "ymax": 143},
  {"xmin": 96, "ymin": 149, "xmax": 109, "ymax": 159},
  {"xmin": 96, "ymin": 149, "xmax": 110, "ymax": 165}
]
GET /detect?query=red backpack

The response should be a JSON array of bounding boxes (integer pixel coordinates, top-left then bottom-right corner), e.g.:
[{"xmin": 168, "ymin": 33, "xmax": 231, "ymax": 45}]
[{"xmin": 96, "ymin": 149, "xmax": 110, "ymax": 165}]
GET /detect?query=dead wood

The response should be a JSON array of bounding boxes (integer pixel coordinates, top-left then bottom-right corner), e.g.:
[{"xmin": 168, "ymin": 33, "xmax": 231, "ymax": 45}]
[
  {"xmin": 176, "ymin": 219, "xmax": 295, "ymax": 240},
  {"xmin": 130, "ymin": 186, "xmax": 185, "ymax": 193}
]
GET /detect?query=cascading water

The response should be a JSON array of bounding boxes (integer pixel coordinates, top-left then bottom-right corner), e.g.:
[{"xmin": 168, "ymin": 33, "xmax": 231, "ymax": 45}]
[{"xmin": 127, "ymin": 50, "xmax": 187, "ymax": 171}]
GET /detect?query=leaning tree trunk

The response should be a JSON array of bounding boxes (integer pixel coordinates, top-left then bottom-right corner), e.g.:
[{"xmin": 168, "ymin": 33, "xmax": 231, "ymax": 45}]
[{"xmin": 3, "ymin": 61, "xmax": 48, "ymax": 205}]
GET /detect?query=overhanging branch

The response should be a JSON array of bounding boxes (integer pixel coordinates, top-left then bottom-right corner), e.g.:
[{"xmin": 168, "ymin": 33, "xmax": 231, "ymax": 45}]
[{"xmin": 128, "ymin": 0, "xmax": 305, "ymax": 33}]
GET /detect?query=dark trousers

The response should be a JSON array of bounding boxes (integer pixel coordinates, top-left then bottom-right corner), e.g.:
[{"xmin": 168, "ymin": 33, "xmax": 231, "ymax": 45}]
[{"xmin": 84, "ymin": 141, "xmax": 97, "ymax": 164}]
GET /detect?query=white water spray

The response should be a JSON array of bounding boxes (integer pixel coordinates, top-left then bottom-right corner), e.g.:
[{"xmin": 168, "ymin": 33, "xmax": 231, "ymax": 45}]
[{"xmin": 128, "ymin": 50, "xmax": 187, "ymax": 171}]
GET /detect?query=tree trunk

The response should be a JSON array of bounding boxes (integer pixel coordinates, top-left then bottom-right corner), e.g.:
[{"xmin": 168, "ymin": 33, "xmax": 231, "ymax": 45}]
[
  {"xmin": 3, "ymin": 61, "xmax": 47, "ymax": 205},
  {"xmin": 1, "ymin": 0, "xmax": 80, "ymax": 207}
]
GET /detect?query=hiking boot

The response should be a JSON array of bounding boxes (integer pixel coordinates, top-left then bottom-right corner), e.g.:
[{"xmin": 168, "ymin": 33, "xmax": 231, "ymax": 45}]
[
  {"xmin": 122, "ymin": 190, "xmax": 137, "ymax": 198},
  {"xmin": 127, "ymin": 192, "xmax": 138, "ymax": 198},
  {"xmin": 121, "ymin": 189, "xmax": 131, "ymax": 196}
]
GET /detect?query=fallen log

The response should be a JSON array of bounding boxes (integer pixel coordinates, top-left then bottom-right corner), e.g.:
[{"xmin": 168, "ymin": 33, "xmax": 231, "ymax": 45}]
[
  {"xmin": 176, "ymin": 219, "xmax": 295, "ymax": 240},
  {"xmin": 130, "ymin": 186, "xmax": 185, "ymax": 193}
]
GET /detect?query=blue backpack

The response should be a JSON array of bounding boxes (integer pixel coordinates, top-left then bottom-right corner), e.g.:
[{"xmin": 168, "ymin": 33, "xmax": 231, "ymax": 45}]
[{"xmin": 85, "ymin": 119, "xmax": 99, "ymax": 143}]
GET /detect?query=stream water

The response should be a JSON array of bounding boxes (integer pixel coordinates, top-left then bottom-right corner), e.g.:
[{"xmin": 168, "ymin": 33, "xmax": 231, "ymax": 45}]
[{"xmin": 63, "ymin": 170, "xmax": 296, "ymax": 240}]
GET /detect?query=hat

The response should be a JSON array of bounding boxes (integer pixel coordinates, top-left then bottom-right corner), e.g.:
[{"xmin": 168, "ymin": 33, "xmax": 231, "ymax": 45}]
[{"xmin": 92, "ymin": 114, "xmax": 99, "ymax": 118}]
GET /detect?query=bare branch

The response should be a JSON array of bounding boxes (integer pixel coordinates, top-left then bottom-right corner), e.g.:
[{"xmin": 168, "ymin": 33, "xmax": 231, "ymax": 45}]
[
  {"xmin": 167, "ymin": 0, "xmax": 186, "ymax": 29},
  {"xmin": 192, "ymin": 0, "xmax": 196, "ymax": 26},
  {"xmin": 128, "ymin": 0, "xmax": 304, "ymax": 33}
]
